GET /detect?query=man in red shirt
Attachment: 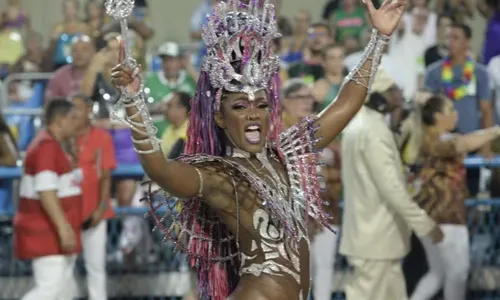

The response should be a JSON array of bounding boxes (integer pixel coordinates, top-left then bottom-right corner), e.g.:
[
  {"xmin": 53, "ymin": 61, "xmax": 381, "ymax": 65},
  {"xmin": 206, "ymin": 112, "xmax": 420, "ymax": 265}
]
[
  {"xmin": 14, "ymin": 99, "xmax": 82, "ymax": 300},
  {"xmin": 71, "ymin": 94, "xmax": 117, "ymax": 300}
]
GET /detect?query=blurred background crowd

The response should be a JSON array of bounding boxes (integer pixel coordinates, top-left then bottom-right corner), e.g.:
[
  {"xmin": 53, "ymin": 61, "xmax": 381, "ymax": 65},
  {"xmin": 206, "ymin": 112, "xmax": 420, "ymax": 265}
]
[{"xmin": 0, "ymin": 0, "xmax": 500, "ymax": 299}]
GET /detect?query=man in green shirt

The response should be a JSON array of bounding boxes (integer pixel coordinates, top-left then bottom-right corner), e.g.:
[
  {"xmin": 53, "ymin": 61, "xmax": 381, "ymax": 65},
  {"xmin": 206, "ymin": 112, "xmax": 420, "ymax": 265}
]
[
  {"xmin": 330, "ymin": 0, "xmax": 367, "ymax": 45},
  {"xmin": 145, "ymin": 42, "xmax": 196, "ymax": 136}
]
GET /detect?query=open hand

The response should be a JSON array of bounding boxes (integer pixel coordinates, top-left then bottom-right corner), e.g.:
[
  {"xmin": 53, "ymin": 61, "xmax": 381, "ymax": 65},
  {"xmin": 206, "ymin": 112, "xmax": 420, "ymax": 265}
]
[
  {"xmin": 364, "ymin": 0, "xmax": 407, "ymax": 36},
  {"xmin": 110, "ymin": 41, "xmax": 141, "ymax": 93}
]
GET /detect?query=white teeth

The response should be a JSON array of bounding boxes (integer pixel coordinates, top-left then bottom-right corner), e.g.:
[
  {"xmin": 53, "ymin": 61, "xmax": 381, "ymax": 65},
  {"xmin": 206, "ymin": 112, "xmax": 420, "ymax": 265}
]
[{"xmin": 247, "ymin": 125, "xmax": 260, "ymax": 131}]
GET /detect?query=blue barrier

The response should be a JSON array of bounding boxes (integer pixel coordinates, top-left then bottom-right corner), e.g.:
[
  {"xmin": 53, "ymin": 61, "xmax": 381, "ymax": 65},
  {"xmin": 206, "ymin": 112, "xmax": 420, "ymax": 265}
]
[
  {"xmin": 0, "ymin": 198, "xmax": 498, "ymax": 299},
  {"xmin": 0, "ymin": 164, "xmax": 146, "ymax": 215},
  {"xmin": 0, "ymin": 161, "xmax": 499, "ymax": 299},
  {"xmin": 5, "ymin": 82, "xmax": 47, "ymax": 151},
  {"xmin": 0, "ymin": 164, "xmax": 145, "ymax": 180},
  {"xmin": 0, "ymin": 155, "xmax": 499, "ymax": 180}
]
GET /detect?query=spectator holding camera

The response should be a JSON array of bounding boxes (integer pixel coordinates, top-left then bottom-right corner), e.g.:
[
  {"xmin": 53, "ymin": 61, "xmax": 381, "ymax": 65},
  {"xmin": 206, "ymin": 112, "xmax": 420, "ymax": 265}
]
[
  {"xmin": 81, "ymin": 32, "xmax": 120, "ymax": 119},
  {"xmin": 81, "ymin": 33, "xmax": 140, "ymax": 210}
]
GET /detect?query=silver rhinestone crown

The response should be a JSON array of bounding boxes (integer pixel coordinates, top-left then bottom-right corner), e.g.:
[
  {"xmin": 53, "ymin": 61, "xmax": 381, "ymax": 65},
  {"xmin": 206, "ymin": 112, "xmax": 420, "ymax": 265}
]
[{"xmin": 201, "ymin": 0, "xmax": 281, "ymax": 99}]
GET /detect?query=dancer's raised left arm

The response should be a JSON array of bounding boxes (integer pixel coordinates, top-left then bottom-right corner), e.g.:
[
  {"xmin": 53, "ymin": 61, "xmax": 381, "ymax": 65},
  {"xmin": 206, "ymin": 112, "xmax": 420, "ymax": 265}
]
[{"xmin": 314, "ymin": 0, "xmax": 406, "ymax": 150}]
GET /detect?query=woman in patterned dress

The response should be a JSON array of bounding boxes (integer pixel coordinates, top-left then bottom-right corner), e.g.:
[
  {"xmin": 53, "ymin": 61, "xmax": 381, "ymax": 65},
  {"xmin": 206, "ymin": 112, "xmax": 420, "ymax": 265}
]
[{"xmin": 412, "ymin": 94, "xmax": 500, "ymax": 300}]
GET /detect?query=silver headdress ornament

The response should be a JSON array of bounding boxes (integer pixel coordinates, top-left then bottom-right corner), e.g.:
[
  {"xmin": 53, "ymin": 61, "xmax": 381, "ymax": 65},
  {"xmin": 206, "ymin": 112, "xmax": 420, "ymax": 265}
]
[
  {"xmin": 105, "ymin": 0, "xmax": 137, "ymax": 69},
  {"xmin": 105, "ymin": 0, "xmax": 160, "ymax": 154},
  {"xmin": 202, "ymin": 0, "xmax": 282, "ymax": 110}
]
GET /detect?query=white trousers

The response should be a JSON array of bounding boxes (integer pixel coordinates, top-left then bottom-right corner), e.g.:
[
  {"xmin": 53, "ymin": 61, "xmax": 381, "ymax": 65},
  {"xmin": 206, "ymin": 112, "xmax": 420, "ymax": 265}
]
[
  {"xmin": 411, "ymin": 224, "xmax": 470, "ymax": 300},
  {"xmin": 81, "ymin": 221, "xmax": 108, "ymax": 300},
  {"xmin": 311, "ymin": 225, "xmax": 339, "ymax": 300},
  {"xmin": 345, "ymin": 258, "xmax": 407, "ymax": 300},
  {"xmin": 22, "ymin": 255, "xmax": 76, "ymax": 300}
]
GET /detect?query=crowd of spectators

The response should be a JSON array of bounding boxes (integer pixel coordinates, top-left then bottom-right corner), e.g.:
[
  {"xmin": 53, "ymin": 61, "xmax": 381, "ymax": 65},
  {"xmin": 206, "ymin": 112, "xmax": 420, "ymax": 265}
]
[{"xmin": 0, "ymin": 0, "xmax": 500, "ymax": 299}]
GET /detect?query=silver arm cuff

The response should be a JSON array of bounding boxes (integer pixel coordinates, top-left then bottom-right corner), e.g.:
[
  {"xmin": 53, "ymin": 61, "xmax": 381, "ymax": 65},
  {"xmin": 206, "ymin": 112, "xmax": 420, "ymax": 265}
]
[
  {"xmin": 112, "ymin": 70, "xmax": 161, "ymax": 154},
  {"xmin": 194, "ymin": 167, "xmax": 203, "ymax": 197},
  {"xmin": 342, "ymin": 29, "xmax": 390, "ymax": 92}
]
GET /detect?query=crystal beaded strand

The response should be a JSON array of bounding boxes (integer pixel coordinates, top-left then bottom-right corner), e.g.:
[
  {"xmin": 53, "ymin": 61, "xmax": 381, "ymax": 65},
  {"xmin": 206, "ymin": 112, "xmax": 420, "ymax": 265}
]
[
  {"xmin": 118, "ymin": 91, "xmax": 161, "ymax": 154},
  {"xmin": 343, "ymin": 29, "xmax": 390, "ymax": 91},
  {"xmin": 368, "ymin": 30, "xmax": 390, "ymax": 88},
  {"xmin": 105, "ymin": 0, "xmax": 161, "ymax": 154},
  {"xmin": 105, "ymin": 0, "xmax": 135, "ymax": 66}
]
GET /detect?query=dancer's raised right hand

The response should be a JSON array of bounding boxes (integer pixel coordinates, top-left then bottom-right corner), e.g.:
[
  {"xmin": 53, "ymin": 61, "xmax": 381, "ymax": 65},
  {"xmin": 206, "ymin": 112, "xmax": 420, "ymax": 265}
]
[{"xmin": 110, "ymin": 41, "xmax": 141, "ymax": 94}]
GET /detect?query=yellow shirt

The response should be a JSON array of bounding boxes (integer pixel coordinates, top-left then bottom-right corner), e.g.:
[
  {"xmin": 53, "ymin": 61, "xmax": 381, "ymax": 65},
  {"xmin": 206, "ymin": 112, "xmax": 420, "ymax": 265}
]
[
  {"xmin": 9, "ymin": 125, "xmax": 18, "ymax": 141},
  {"xmin": 160, "ymin": 121, "xmax": 188, "ymax": 157},
  {"xmin": 160, "ymin": 120, "xmax": 188, "ymax": 215},
  {"xmin": 0, "ymin": 30, "xmax": 24, "ymax": 65}
]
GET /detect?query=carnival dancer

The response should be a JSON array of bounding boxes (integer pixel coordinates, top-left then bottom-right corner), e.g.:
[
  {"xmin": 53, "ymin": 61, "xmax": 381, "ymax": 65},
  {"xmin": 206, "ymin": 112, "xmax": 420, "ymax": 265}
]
[
  {"xmin": 109, "ymin": 0, "xmax": 406, "ymax": 299},
  {"xmin": 14, "ymin": 99, "xmax": 82, "ymax": 300}
]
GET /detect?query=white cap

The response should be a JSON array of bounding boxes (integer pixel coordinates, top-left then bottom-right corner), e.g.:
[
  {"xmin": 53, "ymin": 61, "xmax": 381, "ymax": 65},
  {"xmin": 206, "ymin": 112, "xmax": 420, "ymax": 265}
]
[
  {"xmin": 158, "ymin": 42, "xmax": 180, "ymax": 57},
  {"xmin": 371, "ymin": 69, "xmax": 396, "ymax": 94}
]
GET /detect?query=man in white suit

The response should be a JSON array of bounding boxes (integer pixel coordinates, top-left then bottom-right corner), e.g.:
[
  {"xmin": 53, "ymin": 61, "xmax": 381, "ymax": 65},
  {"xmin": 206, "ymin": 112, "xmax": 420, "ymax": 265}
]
[{"xmin": 339, "ymin": 70, "xmax": 444, "ymax": 300}]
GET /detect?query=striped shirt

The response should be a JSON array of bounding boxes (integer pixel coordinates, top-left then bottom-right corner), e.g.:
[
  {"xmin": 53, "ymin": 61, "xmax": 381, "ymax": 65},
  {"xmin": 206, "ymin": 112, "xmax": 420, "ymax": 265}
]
[{"xmin": 14, "ymin": 131, "xmax": 83, "ymax": 259}]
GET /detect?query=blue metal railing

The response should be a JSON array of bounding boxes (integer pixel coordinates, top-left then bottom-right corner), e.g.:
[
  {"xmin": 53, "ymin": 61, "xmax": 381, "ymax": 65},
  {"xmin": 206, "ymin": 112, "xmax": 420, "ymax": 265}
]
[
  {"xmin": 0, "ymin": 164, "xmax": 145, "ymax": 180},
  {"xmin": 0, "ymin": 159, "xmax": 499, "ymax": 299},
  {"xmin": 0, "ymin": 200, "xmax": 498, "ymax": 299},
  {"xmin": 0, "ymin": 154, "xmax": 498, "ymax": 179}
]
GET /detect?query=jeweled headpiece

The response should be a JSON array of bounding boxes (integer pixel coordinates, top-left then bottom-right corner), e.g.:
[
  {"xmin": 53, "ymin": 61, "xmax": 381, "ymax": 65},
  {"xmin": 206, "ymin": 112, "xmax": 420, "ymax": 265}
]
[{"xmin": 202, "ymin": 0, "xmax": 281, "ymax": 110}]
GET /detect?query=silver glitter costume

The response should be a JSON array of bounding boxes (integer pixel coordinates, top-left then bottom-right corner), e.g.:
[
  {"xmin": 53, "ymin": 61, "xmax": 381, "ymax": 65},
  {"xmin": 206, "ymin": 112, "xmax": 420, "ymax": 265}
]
[{"xmin": 106, "ymin": 0, "xmax": 390, "ymax": 299}]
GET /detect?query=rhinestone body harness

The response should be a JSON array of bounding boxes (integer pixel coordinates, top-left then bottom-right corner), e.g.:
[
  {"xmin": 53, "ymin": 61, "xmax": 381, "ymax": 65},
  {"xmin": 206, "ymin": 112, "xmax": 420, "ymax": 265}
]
[{"xmin": 108, "ymin": 0, "xmax": 390, "ymax": 297}]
